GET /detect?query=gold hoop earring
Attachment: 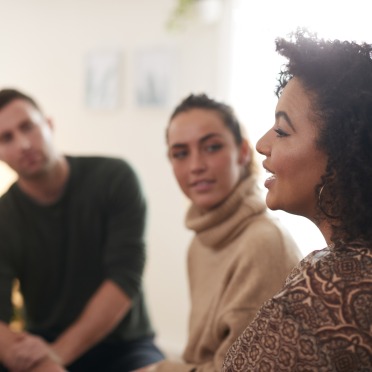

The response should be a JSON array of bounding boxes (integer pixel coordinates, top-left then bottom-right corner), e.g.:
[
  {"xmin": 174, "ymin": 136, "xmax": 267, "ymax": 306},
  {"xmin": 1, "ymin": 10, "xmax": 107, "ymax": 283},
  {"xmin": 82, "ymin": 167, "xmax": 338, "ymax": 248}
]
[
  {"xmin": 318, "ymin": 184, "xmax": 325, "ymax": 205},
  {"xmin": 318, "ymin": 183, "xmax": 339, "ymax": 219}
]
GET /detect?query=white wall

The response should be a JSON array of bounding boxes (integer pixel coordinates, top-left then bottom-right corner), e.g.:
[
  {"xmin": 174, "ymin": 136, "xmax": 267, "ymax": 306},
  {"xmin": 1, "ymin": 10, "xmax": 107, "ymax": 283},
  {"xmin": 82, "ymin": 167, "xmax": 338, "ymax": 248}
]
[{"xmin": 0, "ymin": 0, "xmax": 229, "ymax": 354}]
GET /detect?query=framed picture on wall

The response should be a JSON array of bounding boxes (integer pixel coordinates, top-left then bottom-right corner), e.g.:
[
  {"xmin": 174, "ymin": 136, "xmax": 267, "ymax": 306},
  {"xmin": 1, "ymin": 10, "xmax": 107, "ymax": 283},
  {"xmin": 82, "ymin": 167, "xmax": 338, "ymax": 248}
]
[
  {"xmin": 134, "ymin": 48, "xmax": 175, "ymax": 108},
  {"xmin": 85, "ymin": 50, "xmax": 121, "ymax": 109}
]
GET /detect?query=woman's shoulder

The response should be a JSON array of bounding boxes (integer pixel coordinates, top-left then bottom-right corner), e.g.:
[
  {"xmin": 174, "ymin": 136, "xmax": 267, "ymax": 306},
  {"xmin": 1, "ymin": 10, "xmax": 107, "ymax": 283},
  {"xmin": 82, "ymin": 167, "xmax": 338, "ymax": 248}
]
[
  {"xmin": 283, "ymin": 247, "xmax": 328, "ymax": 284},
  {"xmin": 286, "ymin": 243, "xmax": 372, "ymax": 283},
  {"xmin": 278, "ymin": 244, "xmax": 372, "ymax": 318}
]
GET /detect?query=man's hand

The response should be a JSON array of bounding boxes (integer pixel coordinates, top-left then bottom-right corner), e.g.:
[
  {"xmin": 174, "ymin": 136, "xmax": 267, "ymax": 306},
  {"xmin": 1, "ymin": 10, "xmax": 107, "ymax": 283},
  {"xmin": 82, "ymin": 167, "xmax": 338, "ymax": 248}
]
[
  {"xmin": 29, "ymin": 358, "xmax": 67, "ymax": 372},
  {"xmin": 50, "ymin": 280, "xmax": 131, "ymax": 367},
  {"xmin": 3, "ymin": 332, "xmax": 62, "ymax": 371}
]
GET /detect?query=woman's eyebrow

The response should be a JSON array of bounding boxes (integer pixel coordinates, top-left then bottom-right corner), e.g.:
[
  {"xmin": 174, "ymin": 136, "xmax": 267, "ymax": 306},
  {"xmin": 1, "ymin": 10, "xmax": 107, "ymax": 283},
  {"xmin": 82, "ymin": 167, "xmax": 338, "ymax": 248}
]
[
  {"xmin": 275, "ymin": 111, "xmax": 296, "ymax": 132},
  {"xmin": 170, "ymin": 132, "xmax": 222, "ymax": 149},
  {"xmin": 170, "ymin": 143, "xmax": 187, "ymax": 149},
  {"xmin": 199, "ymin": 133, "xmax": 222, "ymax": 144}
]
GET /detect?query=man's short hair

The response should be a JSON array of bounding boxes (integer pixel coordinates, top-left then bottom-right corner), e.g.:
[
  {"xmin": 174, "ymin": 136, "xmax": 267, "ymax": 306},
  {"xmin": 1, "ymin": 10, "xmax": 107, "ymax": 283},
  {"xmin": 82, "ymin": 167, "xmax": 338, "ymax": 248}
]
[{"xmin": 0, "ymin": 88, "xmax": 41, "ymax": 112}]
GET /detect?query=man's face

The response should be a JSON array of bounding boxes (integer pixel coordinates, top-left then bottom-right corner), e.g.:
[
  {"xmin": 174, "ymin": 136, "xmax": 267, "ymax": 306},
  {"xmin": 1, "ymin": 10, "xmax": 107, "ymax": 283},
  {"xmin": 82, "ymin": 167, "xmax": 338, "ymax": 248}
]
[{"xmin": 0, "ymin": 99, "xmax": 56, "ymax": 179}]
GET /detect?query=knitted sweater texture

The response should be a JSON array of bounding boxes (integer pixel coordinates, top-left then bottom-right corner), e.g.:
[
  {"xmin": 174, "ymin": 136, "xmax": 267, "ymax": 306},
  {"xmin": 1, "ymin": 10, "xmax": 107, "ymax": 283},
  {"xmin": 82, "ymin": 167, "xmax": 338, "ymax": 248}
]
[{"xmin": 156, "ymin": 177, "xmax": 302, "ymax": 372}]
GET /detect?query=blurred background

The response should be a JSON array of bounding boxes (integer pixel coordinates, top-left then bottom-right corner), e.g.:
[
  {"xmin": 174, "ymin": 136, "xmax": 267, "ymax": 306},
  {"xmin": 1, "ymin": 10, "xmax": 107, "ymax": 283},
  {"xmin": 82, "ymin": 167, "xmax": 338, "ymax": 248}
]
[{"xmin": 1, "ymin": 0, "xmax": 370, "ymax": 356}]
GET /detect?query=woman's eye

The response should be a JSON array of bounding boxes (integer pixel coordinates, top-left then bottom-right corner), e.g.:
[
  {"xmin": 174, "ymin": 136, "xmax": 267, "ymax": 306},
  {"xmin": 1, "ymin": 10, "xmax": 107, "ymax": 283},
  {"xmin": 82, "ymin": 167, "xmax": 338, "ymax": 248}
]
[
  {"xmin": 205, "ymin": 143, "xmax": 223, "ymax": 152},
  {"xmin": 171, "ymin": 150, "xmax": 188, "ymax": 159},
  {"xmin": 274, "ymin": 128, "xmax": 289, "ymax": 137}
]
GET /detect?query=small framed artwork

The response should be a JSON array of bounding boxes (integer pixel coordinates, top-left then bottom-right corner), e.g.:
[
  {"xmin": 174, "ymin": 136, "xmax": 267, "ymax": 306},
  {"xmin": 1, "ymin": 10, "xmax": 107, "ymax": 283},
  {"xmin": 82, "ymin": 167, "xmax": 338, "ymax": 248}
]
[
  {"xmin": 85, "ymin": 50, "xmax": 121, "ymax": 109},
  {"xmin": 134, "ymin": 48, "xmax": 175, "ymax": 108}
]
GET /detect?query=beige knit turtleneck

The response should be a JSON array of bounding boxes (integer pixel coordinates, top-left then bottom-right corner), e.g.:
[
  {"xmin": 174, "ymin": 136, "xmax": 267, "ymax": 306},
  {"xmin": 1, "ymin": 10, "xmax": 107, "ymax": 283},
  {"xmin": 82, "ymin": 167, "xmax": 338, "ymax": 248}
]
[{"xmin": 156, "ymin": 177, "xmax": 302, "ymax": 372}]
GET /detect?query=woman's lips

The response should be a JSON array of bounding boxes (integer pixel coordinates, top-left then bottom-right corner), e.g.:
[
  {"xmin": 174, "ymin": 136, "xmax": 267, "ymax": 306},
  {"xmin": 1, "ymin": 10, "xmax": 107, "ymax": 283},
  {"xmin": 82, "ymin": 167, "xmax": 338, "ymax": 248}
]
[
  {"xmin": 190, "ymin": 179, "xmax": 215, "ymax": 192},
  {"xmin": 262, "ymin": 162, "xmax": 276, "ymax": 189},
  {"xmin": 264, "ymin": 174, "xmax": 276, "ymax": 189}
]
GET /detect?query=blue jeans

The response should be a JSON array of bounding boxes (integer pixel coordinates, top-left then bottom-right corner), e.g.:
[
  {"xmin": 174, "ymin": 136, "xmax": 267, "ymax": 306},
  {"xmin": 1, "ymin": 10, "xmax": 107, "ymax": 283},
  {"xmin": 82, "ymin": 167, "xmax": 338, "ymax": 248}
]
[
  {"xmin": 66, "ymin": 336, "xmax": 164, "ymax": 372},
  {"xmin": 0, "ymin": 335, "xmax": 164, "ymax": 372}
]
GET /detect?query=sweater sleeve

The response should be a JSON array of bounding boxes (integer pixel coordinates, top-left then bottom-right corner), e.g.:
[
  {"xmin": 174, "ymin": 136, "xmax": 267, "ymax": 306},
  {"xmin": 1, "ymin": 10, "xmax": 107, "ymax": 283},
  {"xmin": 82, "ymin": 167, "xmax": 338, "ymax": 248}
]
[
  {"xmin": 155, "ymin": 360, "xmax": 196, "ymax": 372},
  {"xmin": 154, "ymin": 310, "xmax": 260, "ymax": 372},
  {"xmin": 203, "ymin": 242, "xmax": 295, "ymax": 372},
  {"xmin": 102, "ymin": 160, "xmax": 147, "ymax": 299},
  {"xmin": 157, "ymin": 219, "xmax": 301, "ymax": 372}
]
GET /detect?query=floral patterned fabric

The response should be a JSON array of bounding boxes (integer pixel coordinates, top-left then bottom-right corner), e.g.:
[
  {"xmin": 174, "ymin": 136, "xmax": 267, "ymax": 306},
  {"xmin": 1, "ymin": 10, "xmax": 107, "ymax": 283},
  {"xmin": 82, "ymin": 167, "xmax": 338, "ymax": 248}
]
[{"xmin": 222, "ymin": 244, "xmax": 372, "ymax": 371}]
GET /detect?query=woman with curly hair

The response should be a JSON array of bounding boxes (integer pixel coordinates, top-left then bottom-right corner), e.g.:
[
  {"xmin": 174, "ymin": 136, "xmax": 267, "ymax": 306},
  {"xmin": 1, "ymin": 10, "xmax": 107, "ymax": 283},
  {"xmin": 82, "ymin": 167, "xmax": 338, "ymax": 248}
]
[{"xmin": 222, "ymin": 30, "xmax": 372, "ymax": 371}]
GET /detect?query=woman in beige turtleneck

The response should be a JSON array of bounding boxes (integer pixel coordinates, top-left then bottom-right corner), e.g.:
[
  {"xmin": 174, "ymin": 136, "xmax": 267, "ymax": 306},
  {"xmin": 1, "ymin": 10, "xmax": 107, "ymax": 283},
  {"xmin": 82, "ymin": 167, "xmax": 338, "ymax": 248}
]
[{"xmin": 136, "ymin": 94, "xmax": 302, "ymax": 372}]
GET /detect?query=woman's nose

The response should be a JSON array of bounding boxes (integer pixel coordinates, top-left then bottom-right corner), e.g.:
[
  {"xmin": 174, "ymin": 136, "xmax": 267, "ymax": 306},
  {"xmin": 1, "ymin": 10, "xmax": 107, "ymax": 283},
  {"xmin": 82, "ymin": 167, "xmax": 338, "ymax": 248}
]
[
  {"xmin": 256, "ymin": 130, "xmax": 271, "ymax": 156},
  {"xmin": 190, "ymin": 152, "xmax": 207, "ymax": 173}
]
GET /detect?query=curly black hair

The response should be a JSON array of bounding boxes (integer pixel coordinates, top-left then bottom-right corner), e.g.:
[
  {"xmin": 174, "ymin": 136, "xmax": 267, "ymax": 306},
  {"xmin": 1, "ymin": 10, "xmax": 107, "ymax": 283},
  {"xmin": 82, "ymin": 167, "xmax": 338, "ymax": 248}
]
[
  {"xmin": 275, "ymin": 29, "xmax": 372, "ymax": 245},
  {"xmin": 166, "ymin": 93, "xmax": 257, "ymax": 178}
]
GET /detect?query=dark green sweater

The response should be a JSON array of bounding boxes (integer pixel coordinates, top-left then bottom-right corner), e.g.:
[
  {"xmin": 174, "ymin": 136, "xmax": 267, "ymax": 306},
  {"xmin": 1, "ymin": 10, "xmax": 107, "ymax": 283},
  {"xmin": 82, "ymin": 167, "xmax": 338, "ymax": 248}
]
[{"xmin": 0, "ymin": 156, "xmax": 154, "ymax": 341}]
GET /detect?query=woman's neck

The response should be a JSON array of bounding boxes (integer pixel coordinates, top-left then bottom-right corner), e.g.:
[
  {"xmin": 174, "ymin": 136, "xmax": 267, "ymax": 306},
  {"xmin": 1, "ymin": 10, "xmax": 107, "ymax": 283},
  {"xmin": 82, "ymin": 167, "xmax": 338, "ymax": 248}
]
[{"xmin": 316, "ymin": 219, "xmax": 333, "ymax": 246}]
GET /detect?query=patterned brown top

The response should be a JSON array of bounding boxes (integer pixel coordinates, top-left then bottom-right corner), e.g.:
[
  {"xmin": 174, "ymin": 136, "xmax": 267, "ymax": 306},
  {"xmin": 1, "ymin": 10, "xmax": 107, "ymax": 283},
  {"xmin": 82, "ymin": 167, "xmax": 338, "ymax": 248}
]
[{"xmin": 222, "ymin": 243, "xmax": 372, "ymax": 371}]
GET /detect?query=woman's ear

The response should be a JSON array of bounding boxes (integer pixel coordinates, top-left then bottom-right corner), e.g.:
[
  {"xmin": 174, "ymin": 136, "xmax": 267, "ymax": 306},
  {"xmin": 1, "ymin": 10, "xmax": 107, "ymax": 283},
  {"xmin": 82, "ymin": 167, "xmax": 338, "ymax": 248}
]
[{"xmin": 238, "ymin": 138, "xmax": 251, "ymax": 166}]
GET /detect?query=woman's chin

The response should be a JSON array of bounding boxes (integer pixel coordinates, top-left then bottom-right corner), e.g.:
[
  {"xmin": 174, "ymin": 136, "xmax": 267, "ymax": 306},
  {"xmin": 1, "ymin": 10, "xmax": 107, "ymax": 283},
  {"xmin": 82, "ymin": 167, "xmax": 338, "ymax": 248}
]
[{"xmin": 265, "ymin": 194, "xmax": 279, "ymax": 211}]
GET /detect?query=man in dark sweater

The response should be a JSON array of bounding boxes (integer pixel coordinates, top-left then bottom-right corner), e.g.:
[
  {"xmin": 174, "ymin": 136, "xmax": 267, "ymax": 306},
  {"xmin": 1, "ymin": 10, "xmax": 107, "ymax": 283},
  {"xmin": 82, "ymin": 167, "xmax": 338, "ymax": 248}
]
[{"xmin": 0, "ymin": 89, "xmax": 163, "ymax": 372}]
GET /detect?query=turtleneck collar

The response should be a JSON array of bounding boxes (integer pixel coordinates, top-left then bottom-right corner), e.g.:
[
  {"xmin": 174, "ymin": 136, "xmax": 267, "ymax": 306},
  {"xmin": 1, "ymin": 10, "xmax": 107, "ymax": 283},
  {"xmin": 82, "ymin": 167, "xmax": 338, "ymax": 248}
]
[{"xmin": 185, "ymin": 177, "xmax": 266, "ymax": 248}]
